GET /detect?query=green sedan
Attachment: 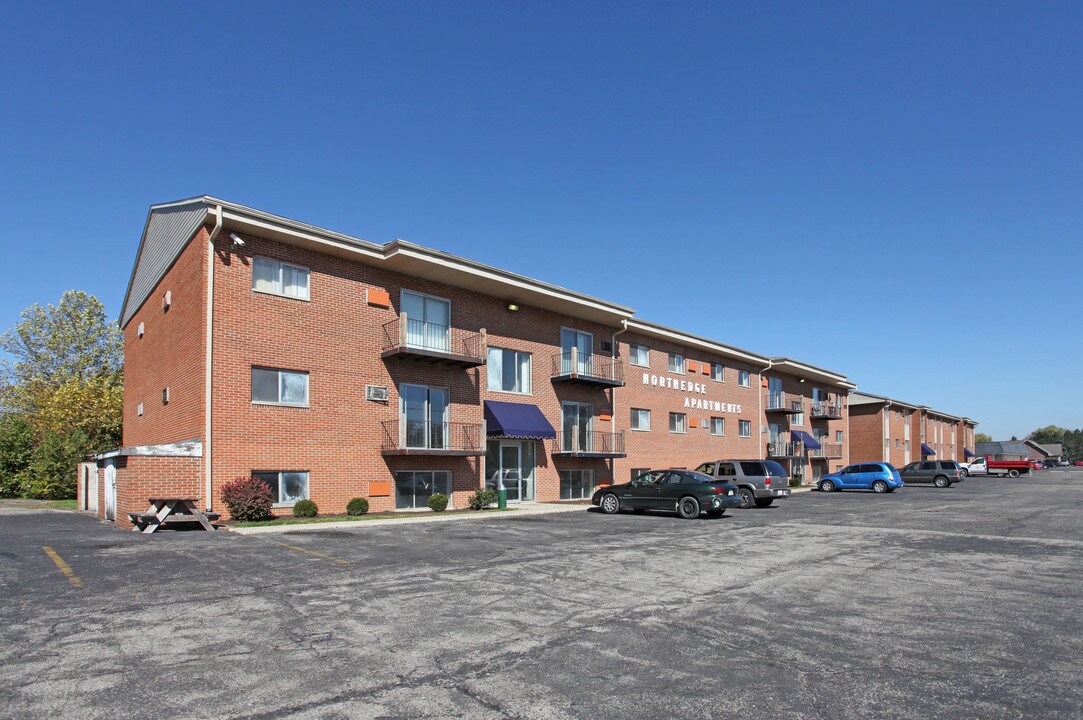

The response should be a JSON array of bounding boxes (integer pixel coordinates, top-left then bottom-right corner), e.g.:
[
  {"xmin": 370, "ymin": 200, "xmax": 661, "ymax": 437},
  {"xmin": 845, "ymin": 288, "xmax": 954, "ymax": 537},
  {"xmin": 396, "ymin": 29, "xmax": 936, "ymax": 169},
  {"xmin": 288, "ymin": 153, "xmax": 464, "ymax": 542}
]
[{"xmin": 591, "ymin": 469, "xmax": 742, "ymax": 519}]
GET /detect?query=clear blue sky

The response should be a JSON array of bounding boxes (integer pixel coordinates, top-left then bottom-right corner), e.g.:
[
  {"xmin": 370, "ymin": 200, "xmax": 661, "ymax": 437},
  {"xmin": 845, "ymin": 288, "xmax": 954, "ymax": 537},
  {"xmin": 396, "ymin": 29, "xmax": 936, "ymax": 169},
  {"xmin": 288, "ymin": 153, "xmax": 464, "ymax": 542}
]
[{"xmin": 1, "ymin": 1, "xmax": 1080, "ymax": 441}]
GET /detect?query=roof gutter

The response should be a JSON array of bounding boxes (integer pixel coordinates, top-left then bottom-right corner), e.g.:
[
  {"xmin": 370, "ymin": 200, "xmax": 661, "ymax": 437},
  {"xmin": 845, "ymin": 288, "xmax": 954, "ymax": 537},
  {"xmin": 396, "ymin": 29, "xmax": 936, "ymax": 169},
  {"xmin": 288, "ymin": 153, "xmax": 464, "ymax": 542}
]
[{"xmin": 204, "ymin": 205, "xmax": 222, "ymax": 511}]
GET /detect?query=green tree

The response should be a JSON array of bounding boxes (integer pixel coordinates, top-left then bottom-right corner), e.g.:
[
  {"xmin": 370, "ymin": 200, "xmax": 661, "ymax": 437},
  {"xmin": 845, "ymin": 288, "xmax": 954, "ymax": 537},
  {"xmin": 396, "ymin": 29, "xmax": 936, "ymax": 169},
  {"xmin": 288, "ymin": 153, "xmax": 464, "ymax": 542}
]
[
  {"xmin": 1028, "ymin": 426, "xmax": 1068, "ymax": 445},
  {"xmin": 975, "ymin": 432, "xmax": 993, "ymax": 444},
  {"xmin": 0, "ymin": 291, "xmax": 123, "ymax": 498},
  {"xmin": 0, "ymin": 414, "xmax": 34, "ymax": 497}
]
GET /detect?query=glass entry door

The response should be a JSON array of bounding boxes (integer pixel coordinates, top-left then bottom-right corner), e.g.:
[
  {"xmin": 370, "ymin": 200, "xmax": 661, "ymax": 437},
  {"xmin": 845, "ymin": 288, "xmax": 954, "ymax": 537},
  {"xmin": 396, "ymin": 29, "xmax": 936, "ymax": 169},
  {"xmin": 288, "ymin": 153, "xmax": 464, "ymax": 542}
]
[
  {"xmin": 485, "ymin": 440, "xmax": 535, "ymax": 502},
  {"xmin": 560, "ymin": 328, "xmax": 593, "ymax": 375}
]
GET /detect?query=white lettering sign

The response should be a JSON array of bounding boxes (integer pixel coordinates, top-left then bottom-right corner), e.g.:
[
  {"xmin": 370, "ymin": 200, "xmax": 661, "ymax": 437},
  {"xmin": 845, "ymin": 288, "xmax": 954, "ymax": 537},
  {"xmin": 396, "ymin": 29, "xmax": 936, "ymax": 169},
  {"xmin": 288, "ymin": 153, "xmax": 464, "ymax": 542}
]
[{"xmin": 645, "ymin": 372, "xmax": 742, "ymax": 414}]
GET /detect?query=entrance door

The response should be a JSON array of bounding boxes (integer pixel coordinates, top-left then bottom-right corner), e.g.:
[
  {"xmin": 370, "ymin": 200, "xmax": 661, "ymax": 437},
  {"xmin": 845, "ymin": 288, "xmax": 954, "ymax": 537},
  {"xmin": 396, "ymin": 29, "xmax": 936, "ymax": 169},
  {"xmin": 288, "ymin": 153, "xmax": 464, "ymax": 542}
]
[
  {"xmin": 485, "ymin": 440, "xmax": 535, "ymax": 502},
  {"xmin": 560, "ymin": 328, "xmax": 593, "ymax": 375},
  {"xmin": 104, "ymin": 459, "xmax": 116, "ymax": 521},
  {"xmin": 562, "ymin": 402, "xmax": 593, "ymax": 453}
]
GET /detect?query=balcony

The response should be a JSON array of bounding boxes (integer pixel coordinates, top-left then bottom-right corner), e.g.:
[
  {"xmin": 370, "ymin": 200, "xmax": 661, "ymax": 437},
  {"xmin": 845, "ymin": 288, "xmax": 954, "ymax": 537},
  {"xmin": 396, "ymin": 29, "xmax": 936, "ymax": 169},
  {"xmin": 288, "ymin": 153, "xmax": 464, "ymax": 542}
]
[
  {"xmin": 764, "ymin": 393, "xmax": 804, "ymax": 415},
  {"xmin": 381, "ymin": 313, "xmax": 485, "ymax": 367},
  {"xmin": 810, "ymin": 401, "xmax": 842, "ymax": 420},
  {"xmin": 550, "ymin": 430, "xmax": 626, "ymax": 458},
  {"xmin": 810, "ymin": 443, "xmax": 844, "ymax": 459},
  {"xmin": 380, "ymin": 420, "xmax": 485, "ymax": 456},
  {"xmin": 550, "ymin": 349, "xmax": 624, "ymax": 387},
  {"xmin": 767, "ymin": 441, "xmax": 802, "ymax": 458}
]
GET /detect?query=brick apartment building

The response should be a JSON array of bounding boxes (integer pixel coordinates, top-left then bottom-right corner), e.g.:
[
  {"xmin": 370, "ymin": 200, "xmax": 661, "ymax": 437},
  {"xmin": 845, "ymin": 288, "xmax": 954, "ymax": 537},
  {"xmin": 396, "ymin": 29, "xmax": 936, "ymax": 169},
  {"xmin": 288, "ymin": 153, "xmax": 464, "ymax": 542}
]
[
  {"xmin": 80, "ymin": 197, "xmax": 966, "ymax": 526},
  {"xmin": 849, "ymin": 391, "xmax": 977, "ymax": 466}
]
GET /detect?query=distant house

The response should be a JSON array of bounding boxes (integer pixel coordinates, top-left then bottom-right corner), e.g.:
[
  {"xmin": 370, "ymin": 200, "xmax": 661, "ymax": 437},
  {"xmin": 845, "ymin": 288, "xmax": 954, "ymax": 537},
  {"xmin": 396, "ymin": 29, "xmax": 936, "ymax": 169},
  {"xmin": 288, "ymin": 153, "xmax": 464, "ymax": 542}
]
[
  {"xmin": 1024, "ymin": 440, "xmax": 1063, "ymax": 463},
  {"xmin": 975, "ymin": 441, "xmax": 1032, "ymax": 461}
]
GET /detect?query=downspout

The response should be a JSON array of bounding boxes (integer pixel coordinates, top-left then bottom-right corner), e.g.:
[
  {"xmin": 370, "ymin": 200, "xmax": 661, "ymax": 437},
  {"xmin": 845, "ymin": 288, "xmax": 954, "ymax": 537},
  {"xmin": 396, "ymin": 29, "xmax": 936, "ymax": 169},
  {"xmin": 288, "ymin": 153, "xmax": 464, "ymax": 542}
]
[
  {"xmin": 204, "ymin": 205, "xmax": 223, "ymax": 511},
  {"xmin": 882, "ymin": 400, "xmax": 893, "ymax": 463},
  {"xmin": 758, "ymin": 359, "xmax": 774, "ymax": 458},
  {"xmin": 610, "ymin": 319, "xmax": 628, "ymax": 478}
]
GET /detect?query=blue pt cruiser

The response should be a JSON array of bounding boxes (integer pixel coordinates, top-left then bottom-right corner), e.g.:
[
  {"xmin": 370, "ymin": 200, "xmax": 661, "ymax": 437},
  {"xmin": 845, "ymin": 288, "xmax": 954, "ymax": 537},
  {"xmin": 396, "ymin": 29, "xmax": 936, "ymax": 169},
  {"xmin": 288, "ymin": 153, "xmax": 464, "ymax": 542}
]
[{"xmin": 818, "ymin": 463, "xmax": 904, "ymax": 493}]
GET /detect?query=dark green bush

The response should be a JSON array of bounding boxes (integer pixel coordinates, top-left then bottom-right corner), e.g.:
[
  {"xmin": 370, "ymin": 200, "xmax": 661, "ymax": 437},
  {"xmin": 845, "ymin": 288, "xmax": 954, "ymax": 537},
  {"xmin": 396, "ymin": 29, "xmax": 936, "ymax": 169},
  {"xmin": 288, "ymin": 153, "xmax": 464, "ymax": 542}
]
[
  {"xmin": 427, "ymin": 493, "xmax": 449, "ymax": 512},
  {"xmin": 467, "ymin": 488, "xmax": 499, "ymax": 510},
  {"xmin": 293, "ymin": 499, "xmax": 318, "ymax": 517},
  {"xmin": 346, "ymin": 497, "xmax": 369, "ymax": 516},
  {"xmin": 790, "ymin": 477, "xmax": 802, "ymax": 488},
  {"xmin": 221, "ymin": 476, "xmax": 274, "ymax": 521}
]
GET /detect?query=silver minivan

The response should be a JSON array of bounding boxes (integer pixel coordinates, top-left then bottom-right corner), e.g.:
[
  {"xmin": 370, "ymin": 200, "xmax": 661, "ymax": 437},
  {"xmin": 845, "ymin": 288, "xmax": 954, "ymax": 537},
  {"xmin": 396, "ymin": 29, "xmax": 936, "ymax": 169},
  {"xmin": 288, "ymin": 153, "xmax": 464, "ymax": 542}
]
[{"xmin": 694, "ymin": 459, "xmax": 791, "ymax": 508}]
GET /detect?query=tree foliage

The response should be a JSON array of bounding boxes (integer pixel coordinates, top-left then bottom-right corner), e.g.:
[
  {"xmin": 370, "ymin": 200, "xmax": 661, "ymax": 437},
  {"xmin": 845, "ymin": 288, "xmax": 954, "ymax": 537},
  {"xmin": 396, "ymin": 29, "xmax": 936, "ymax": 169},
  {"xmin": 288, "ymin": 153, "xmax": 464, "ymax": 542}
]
[
  {"xmin": 1027, "ymin": 425, "xmax": 1068, "ymax": 445},
  {"xmin": 975, "ymin": 432, "xmax": 993, "ymax": 444},
  {"xmin": 0, "ymin": 291, "xmax": 123, "ymax": 498}
]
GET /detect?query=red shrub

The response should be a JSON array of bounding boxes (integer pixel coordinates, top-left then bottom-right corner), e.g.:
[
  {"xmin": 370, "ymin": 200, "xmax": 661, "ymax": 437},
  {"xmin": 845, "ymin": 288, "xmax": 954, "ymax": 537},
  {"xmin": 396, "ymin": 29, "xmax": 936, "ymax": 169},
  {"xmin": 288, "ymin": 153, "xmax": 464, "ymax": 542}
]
[{"xmin": 221, "ymin": 476, "xmax": 274, "ymax": 521}]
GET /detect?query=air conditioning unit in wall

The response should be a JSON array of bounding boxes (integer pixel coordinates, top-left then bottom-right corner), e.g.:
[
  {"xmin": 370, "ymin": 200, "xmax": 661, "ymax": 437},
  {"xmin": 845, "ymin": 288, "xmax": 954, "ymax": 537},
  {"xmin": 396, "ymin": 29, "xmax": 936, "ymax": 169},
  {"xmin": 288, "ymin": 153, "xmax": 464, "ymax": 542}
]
[
  {"xmin": 600, "ymin": 340, "xmax": 613, "ymax": 354},
  {"xmin": 365, "ymin": 385, "xmax": 389, "ymax": 402}
]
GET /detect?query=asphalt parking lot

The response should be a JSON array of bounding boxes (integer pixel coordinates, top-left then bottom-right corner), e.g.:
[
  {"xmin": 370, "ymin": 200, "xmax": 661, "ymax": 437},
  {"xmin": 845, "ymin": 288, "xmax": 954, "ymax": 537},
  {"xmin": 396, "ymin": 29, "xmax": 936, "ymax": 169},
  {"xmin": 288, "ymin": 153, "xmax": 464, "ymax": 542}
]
[{"xmin": 3, "ymin": 471, "xmax": 1083, "ymax": 720}]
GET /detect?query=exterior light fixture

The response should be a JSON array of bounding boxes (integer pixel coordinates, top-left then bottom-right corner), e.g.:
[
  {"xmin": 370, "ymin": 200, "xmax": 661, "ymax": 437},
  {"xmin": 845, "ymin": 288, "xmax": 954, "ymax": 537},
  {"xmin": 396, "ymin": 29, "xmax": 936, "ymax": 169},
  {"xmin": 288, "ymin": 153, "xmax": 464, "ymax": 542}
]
[{"xmin": 507, "ymin": 304, "xmax": 519, "ymax": 312}]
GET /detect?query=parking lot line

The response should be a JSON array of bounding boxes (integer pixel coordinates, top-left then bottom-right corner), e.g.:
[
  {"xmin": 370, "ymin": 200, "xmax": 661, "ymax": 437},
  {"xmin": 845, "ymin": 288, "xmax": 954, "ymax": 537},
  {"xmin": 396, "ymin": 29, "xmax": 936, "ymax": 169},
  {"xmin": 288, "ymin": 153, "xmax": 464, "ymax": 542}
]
[
  {"xmin": 42, "ymin": 546, "xmax": 83, "ymax": 588},
  {"xmin": 268, "ymin": 540, "xmax": 352, "ymax": 566}
]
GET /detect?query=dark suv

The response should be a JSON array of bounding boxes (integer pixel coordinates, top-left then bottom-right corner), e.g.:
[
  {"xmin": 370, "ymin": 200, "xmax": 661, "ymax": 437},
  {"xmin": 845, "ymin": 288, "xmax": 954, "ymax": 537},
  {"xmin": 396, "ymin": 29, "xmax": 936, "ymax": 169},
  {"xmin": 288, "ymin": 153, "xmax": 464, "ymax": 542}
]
[{"xmin": 899, "ymin": 460, "xmax": 964, "ymax": 488}]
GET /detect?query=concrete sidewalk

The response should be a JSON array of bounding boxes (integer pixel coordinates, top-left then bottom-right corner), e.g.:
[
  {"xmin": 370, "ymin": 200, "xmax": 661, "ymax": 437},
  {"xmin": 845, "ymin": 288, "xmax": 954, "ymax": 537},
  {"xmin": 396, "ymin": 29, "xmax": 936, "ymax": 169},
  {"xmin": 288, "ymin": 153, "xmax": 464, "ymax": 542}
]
[{"xmin": 228, "ymin": 500, "xmax": 590, "ymax": 535}]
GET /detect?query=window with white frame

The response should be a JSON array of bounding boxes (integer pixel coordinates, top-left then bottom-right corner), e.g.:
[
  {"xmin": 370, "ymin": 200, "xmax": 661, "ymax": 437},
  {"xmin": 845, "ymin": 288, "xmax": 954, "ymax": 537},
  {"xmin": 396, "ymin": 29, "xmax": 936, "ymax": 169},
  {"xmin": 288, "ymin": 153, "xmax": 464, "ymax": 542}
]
[
  {"xmin": 630, "ymin": 408, "xmax": 651, "ymax": 431},
  {"xmin": 711, "ymin": 417, "xmax": 725, "ymax": 435},
  {"xmin": 251, "ymin": 367, "xmax": 309, "ymax": 406},
  {"xmin": 669, "ymin": 412, "xmax": 686, "ymax": 434},
  {"xmin": 253, "ymin": 257, "xmax": 310, "ymax": 300},
  {"xmin": 395, "ymin": 470, "xmax": 451, "ymax": 509},
  {"xmin": 836, "ymin": 430, "xmax": 844, "ymax": 443},
  {"xmin": 630, "ymin": 343, "xmax": 650, "ymax": 367},
  {"xmin": 402, "ymin": 290, "xmax": 451, "ymax": 352},
  {"xmin": 668, "ymin": 353, "xmax": 685, "ymax": 374},
  {"xmin": 487, "ymin": 347, "xmax": 532, "ymax": 394},
  {"xmin": 711, "ymin": 363, "xmax": 724, "ymax": 382},
  {"xmin": 792, "ymin": 406, "xmax": 804, "ymax": 426},
  {"xmin": 739, "ymin": 420, "xmax": 752, "ymax": 437},
  {"xmin": 559, "ymin": 469, "xmax": 596, "ymax": 500},
  {"xmin": 253, "ymin": 471, "xmax": 310, "ymax": 504},
  {"xmin": 738, "ymin": 369, "xmax": 751, "ymax": 387}
]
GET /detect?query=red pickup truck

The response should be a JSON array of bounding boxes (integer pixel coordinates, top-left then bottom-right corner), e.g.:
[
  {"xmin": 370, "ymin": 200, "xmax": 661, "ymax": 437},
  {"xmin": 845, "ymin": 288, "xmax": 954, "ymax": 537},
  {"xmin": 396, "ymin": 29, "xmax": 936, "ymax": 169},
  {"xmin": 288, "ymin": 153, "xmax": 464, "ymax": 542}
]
[{"xmin": 962, "ymin": 456, "xmax": 1031, "ymax": 478}]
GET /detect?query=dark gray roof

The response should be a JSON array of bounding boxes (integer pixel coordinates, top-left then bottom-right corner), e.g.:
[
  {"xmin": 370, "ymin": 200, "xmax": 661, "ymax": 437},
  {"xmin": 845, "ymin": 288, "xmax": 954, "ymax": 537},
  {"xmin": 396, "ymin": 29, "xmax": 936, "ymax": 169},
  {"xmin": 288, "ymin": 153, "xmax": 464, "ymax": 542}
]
[{"xmin": 975, "ymin": 441, "xmax": 1032, "ymax": 456}]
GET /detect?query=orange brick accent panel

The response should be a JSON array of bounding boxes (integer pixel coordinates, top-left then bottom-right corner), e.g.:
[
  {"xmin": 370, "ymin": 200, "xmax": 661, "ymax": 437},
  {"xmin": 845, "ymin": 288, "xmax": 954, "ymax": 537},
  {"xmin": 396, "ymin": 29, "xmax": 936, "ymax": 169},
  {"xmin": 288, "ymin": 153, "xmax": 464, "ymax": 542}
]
[
  {"xmin": 598, "ymin": 477, "xmax": 612, "ymax": 486},
  {"xmin": 702, "ymin": 364, "xmax": 710, "ymax": 375},
  {"xmin": 689, "ymin": 418, "xmax": 699, "ymax": 428},
  {"xmin": 599, "ymin": 413, "xmax": 613, "ymax": 422},
  {"xmin": 369, "ymin": 480, "xmax": 391, "ymax": 497},
  {"xmin": 367, "ymin": 288, "xmax": 391, "ymax": 307},
  {"xmin": 687, "ymin": 360, "xmax": 698, "ymax": 373}
]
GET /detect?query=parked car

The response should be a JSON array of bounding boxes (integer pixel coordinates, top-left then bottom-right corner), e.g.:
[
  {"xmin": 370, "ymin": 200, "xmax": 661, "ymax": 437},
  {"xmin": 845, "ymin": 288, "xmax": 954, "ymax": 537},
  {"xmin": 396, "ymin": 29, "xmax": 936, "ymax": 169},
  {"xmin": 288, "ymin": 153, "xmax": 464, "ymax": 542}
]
[
  {"xmin": 818, "ymin": 463, "xmax": 903, "ymax": 493},
  {"xmin": 961, "ymin": 456, "xmax": 1031, "ymax": 478},
  {"xmin": 593, "ymin": 469, "xmax": 742, "ymax": 519},
  {"xmin": 1028, "ymin": 460, "xmax": 1043, "ymax": 471},
  {"xmin": 693, "ymin": 459, "xmax": 791, "ymax": 509},
  {"xmin": 1043, "ymin": 459, "xmax": 1058, "ymax": 469},
  {"xmin": 1075, "ymin": 461, "xmax": 1083, "ymax": 467},
  {"xmin": 899, "ymin": 460, "xmax": 965, "ymax": 487}
]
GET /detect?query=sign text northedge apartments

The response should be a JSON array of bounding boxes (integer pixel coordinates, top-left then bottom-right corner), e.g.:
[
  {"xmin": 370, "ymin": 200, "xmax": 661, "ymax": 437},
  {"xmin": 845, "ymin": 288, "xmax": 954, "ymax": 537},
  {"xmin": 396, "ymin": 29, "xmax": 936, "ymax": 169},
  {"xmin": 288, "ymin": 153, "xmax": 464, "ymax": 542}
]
[{"xmin": 642, "ymin": 373, "xmax": 743, "ymax": 414}]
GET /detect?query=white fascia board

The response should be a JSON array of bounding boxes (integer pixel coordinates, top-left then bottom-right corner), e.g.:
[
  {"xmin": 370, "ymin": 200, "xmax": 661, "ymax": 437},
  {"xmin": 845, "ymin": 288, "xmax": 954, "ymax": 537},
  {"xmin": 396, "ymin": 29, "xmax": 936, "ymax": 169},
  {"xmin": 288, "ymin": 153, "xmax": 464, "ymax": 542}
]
[
  {"xmin": 625, "ymin": 319, "xmax": 768, "ymax": 365},
  {"xmin": 850, "ymin": 391, "xmax": 919, "ymax": 409},
  {"xmin": 769, "ymin": 358, "xmax": 854, "ymax": 389},
  {"xmin": 220, "ymin": 209, "xmax": 385, "ymax": 260}
]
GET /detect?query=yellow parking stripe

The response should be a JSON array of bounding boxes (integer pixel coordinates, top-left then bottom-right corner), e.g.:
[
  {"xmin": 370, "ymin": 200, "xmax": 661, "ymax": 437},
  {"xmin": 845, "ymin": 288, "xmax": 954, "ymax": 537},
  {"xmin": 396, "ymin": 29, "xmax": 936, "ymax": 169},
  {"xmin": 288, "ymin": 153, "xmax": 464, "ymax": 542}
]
[
  {"xmin": 42, "ymin": 547, "xmax": 83, "ymax": 588},
  {"xmin": 269, "ymin": 541, "xmax": 351, "ymax": 566}
]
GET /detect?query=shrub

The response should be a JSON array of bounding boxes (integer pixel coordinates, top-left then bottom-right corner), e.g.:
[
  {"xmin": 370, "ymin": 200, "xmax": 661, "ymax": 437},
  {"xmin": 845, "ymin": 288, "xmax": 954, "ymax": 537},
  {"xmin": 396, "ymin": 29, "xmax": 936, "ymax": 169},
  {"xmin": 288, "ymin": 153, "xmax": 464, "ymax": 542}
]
[
  {"xmin": 221, "ymin": 476, "xmax": 274, "ymax": 522},
  {"xmin": 467, "ymin": 488, "xmax": 499, "ymax": 510},
  {"xmin": 790, "ymin": 477, "xmax": 802, "ymax": 488},
  {"xmin": 293, "ymin": 499, "xmax": 318, "ymax": 517},
  {"xmin": 346, "ymin": 497, "xmax": 369, "ymax": 516},
  {"xmin": 427, "ymin": 493, "xmax": 449, "ymax": 512},
  {"xmin": 21, "ymin": 429, "xmax": 89, "ymax": 500}
]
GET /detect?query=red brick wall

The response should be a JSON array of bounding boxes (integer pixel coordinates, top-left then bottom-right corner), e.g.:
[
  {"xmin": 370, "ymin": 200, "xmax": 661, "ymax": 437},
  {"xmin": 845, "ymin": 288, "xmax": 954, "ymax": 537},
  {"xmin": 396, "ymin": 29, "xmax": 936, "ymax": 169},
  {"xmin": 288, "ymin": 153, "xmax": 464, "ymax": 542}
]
[
  {"xmin": 92, "ymin": 455, "xmax": 202, "ymax": 528},
  {"xmin": 123, "ymin": 231, "xmax": 207, "ymax": 447},
  {"xmin": 849, "ymin": 404, "xmax": 884, "ymax": 463}
]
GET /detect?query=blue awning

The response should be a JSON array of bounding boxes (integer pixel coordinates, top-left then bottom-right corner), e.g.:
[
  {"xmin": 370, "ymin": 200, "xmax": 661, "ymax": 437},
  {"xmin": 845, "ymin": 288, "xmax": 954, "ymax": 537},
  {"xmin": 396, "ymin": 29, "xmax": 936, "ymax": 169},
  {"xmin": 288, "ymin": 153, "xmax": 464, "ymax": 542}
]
[
  {"xmin": 791, "ymin": 430, "xmax": 821, "ymax": 450},
  {"xmin": 921, "ymin": 443, "xmax": 936, "ymax": 456},
  {"xmin": 964, "ymin": 448, "xmax": 975, "ymax": 458},
  {"xmin": 484, "ymin": 400, "xmax": 556, "ymax": 439}
]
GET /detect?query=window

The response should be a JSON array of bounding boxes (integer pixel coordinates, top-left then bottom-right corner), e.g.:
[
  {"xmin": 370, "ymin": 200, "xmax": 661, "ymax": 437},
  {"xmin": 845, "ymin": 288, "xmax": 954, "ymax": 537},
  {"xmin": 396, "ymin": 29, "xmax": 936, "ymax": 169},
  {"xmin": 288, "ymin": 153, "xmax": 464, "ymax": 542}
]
[
  {"xmin": 738, "ymin": 369, "xmax": 751, "ymax": 387},
  {"xmin": 562, "ymin": 401, "xmax": 593, "ymax": 452},
  {"xmin": 631, "ymin": 467, "xmax": 650, "ymax": 482},
  {"xmin": 400, "ymin": 384, "xmax": 450, "ymax": 449},
  {"xmin": 836, "ymin": 430, "xmax": 844, "ymax": 443},
  {"xmin": 560, "ymin": 327, "xmax": 594, "ymax": 375},
  {"xmin": 395, "ymin": 470, "xmax": 451, "ymax": 509},
  {"xmin": 559, "ymin": 469, "xmax": 595, "ymax": 500},
  {"xmin": 487, "ymin": 348, "xmax": 532, "ymax": 394},
  {"xmin": 739, "ymin": 420, "xmax": 752, "ymax": 437},
  {"xmin": 252, "ymin": 368, "xmax": 309, "ymax": 406},
  {"xmin": 668, "ymin": 353, "xmax": 685, "ymax": 374},
  {"xmin": 630, "ymin": 343, "xmax": 650, "ymax": 367},
  {"xmin": 253, "ymin": 471, "xmax": 309, "ymax": 504},
  {"xmin": 792, "ymin": 405, "xmax": 804, "ymax": 426},
  {"xmin": 711, "ymin": 417, "xmax": 725, "ymax": 435},
  {"xmin": 669, "ymin": 412, "xmax": 686, "ymax": 434},
  {"xmin": 896, "ymin": 439, "xmax": 901, "ymax": 448},
  {"xmin": 402, "ymin": 290, "xmax": 451, "ymax": 352},
  {"xmin": 630, "ymin": 408, "xmax": 651, "ymax": 431},
  {"xmin": 711, "ymin": 363, "xmax": 724, "ymax": 382},
  {"xmin": 137, "ymin": 402, "xmax": 143, "ymax": 417},
  {"xmin": 253, "ymin": 257, "xmax": 309, "ymax": 300}
]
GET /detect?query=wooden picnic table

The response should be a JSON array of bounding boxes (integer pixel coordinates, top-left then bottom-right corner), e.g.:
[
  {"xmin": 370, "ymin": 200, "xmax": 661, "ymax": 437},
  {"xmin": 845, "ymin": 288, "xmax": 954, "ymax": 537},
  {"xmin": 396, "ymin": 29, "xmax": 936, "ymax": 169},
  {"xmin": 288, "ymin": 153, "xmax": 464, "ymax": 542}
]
[{"xmin": 128, "ymin": 497, "xmax": 220, "ymax": 534}]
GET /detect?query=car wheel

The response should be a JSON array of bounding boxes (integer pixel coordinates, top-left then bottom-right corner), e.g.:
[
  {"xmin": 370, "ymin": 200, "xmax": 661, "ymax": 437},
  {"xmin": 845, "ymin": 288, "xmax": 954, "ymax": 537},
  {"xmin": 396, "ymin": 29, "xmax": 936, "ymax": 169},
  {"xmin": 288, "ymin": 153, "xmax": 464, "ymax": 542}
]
[
  {"xmin": 754, "ymin": 498, "xmax": 774, "ymax": 508},
  {"xmin": 961, "ymin": 468, "xmax": 969, "ymax": 477},
  {"xmin": 737, "ymin": 488, "xmax": 755, "ymax": 509},
  {"xmin": 872, "ymin": 480, "xmax": 889, "ymax": 493},
  {"xmin": 819, "ymin": 479, "xmax": 835, "ymax": 492},
  {"xmin": 677, "ymin": 496, "xmax": 700, "ymax": 519},
  {"xmin": 934, "ymin": 476, "xmax": 949, "ymax": 488},
  {"xmin": 1008, "ymin": 469, "xmax": 1020, "ymax": 478},
  {"xmin": 600, "ymin": 493, "xmax": 620, "ymax": 514}
]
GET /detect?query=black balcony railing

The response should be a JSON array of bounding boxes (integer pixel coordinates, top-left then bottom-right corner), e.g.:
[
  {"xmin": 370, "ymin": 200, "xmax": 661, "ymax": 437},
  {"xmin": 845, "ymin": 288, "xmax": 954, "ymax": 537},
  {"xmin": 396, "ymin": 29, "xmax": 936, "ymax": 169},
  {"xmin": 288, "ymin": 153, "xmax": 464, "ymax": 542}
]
[
  {"xmin": 810, "ymin": 401, "xmax": 842, "ymax": 420},
  {"xmin": 380, "ymin": 419, "xmax": 484, "ymax": 455},
  {"xmin": 381, "ymin": 313, "xmax": 485, "ymax": 366},
  {"xmin": 764, "ymin": 392, "xmax": 804, "ymax": 414},
  {"xmin": 767, "ymin": 441, "xmax": 802, "ymax": 458},
  {"xmin": 550, "ymin": 349, "xmax": 624, "ymax": 387},
  {"xmin": 551, "ymin": 430, "xmax": 626, "ymax": 457}
]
